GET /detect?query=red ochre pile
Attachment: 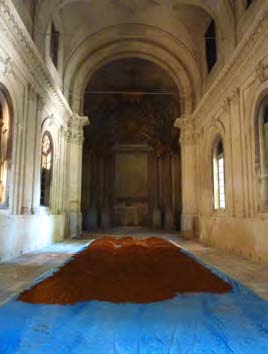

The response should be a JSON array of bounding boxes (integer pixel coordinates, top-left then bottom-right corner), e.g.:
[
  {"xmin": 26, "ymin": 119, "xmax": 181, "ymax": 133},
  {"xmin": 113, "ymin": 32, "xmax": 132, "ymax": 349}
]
[{"xmin": 18, "ymin": 237, "xmax": 231, "ymax": 304}]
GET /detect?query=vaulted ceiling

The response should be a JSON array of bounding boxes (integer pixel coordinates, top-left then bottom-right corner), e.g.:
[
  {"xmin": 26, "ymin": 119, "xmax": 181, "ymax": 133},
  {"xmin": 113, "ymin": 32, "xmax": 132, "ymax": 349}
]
[{"xmin": 15, "ymin": 0, "xmax": 237, "ymax": 114}]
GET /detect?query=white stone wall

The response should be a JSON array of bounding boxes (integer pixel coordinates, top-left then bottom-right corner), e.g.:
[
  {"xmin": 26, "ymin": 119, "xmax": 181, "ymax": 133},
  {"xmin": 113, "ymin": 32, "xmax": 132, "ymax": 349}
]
[
  {"xmin": 2, "ymin": 0, "xmax": 268, "ymax": 265},
  {"xmin": 0, "ymin": 0, "xmax": 87, "ymax": 261},
  {"xmin": 182, "ymin": 2, "xmax": 268, "ymax": 264}
]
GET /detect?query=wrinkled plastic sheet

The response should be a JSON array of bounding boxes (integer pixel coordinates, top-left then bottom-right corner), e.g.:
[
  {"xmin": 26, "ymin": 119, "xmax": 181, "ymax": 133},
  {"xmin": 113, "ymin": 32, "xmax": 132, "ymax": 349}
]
[{"xmin": 0, "ymin": 248, "xmax": 268, "ymax": 354}]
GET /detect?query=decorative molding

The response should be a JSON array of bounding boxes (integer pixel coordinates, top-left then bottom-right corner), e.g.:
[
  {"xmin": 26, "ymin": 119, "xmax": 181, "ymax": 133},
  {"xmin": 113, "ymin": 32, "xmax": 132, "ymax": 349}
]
[
  {"xmin": 49, "ymin": 114, "xmax": 55, "ymax": 127},
  {"xmin": 229, "ymin": 88, "xmax": 240, "ymax": 104},
  {"xmin": 27, "ymin": 83, "xmax": 36, "ymax": 102},
  {"xmin": 192, "ymin": 6, "xmax": 268, "ymax": 121},
  {"xmin": 222, "ymin": 97, "xmax": 231, "ymax": 114},
  {"xmin": 210, "ymin": 116, "xmax": 226, "ymax": 134},
  {"xmin": 256, "ymin": 60, "xmax": 268, "ymax": 83},
  {"xmin": 175, "ymin": 117, "xmax": 197, "ymax": 145},
  {"xmin": 66, "ymin": 114, "xmax": 89, "ymax": 145},
  {"xmin": 0, "ymin": 0, "xmax": 73, "ymax": 120},
  {"xmin": 0, "ymin": 55, "xmax": 14, "ymax": 77},
  {"xmin": 37, "ymin": 96, "xmax": 45, "ymax": 112}
]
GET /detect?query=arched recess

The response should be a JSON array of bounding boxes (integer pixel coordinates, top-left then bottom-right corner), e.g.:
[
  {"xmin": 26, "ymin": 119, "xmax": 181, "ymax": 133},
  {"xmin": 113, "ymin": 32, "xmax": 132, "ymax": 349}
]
[
  {"xmin": 0, "ymin": 84, "xmax": 13, "ymax": 209},
  {"xmin": 253, "ymin": 92, "xmax": 268, "ymax": 211},
  {"xmin": 82, "ymin": 57, "xmax": 182, "ymax": 231},
  {"xmin": 63, "ymin": 25, "xmax": 200, "ymax": 115}
]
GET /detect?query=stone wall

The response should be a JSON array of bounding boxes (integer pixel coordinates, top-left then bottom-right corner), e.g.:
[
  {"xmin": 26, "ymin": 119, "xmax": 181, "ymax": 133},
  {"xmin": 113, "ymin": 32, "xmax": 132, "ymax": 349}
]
[
  {"xmin": 179, "ymin": 2, "xmax": 268, "ymax": 264},
  {"xmin": 0, "ymin": 0, "xmax": 87, "ymax": 261}
]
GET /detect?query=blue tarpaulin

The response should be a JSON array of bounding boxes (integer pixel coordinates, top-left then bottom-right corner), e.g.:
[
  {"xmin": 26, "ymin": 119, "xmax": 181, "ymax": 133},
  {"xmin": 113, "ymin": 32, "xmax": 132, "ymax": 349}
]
[{"xmin": 0, "ymin": 249, "xmax": 268, "ymax": 354}]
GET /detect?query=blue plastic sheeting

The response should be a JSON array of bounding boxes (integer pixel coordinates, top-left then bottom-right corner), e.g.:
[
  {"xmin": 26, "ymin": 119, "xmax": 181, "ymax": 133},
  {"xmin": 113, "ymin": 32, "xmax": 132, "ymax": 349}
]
[{"xmin": 0, "ymin": 253, "xmax": 268, "ymax": 353}]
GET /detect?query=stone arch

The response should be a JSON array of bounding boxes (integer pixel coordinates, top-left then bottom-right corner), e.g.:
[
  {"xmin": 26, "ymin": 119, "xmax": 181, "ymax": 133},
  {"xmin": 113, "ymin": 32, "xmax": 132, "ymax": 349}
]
[
  {"xmin": 205, "ymin": 119, "xmax": 226, "ymax": 157},
  {"xmin": 63, "ymin": 25, "xmax": 200, "ymax": 115},
  {"xmin": 34, "ymin": 0, "xmax": 235, "ymax": 57}
]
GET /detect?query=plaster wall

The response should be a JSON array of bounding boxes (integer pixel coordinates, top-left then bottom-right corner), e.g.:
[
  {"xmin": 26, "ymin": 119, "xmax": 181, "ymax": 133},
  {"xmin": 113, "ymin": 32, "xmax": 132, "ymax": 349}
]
[
  {"xmin": 198, "ymin": 215, "xmax": 268, "ymax": 264},
  {"xmin": 0, "ymin": 214, "xmax": 65, "ymax": 262}
]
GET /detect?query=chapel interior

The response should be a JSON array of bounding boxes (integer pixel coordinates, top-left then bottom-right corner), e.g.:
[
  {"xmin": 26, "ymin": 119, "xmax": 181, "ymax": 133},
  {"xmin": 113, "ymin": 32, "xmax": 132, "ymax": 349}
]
[
  {"xmin": 0, "ymin": 0, "xmax": 265, "ymax": 263},
  {"xmin": 1, "ymin": 0, "xmax": 268, "ymax": 351}
]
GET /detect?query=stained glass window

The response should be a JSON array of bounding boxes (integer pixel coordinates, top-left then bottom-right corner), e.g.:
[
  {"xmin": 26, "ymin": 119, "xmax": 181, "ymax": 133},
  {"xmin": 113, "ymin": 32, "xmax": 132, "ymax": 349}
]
[{"xmin": 40, "ymin": 133, "xmax": 53, "ymax": 206}]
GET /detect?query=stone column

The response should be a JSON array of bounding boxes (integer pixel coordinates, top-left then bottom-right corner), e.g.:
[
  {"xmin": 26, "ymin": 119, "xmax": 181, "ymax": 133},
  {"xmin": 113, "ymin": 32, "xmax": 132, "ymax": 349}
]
[
  {"xmin": 66, "ymin": 114, "xmax": 89, "ymax": 237},
  {"xmin": 174, "ymin": 117, "xmax": 198, "ymax": 238},
  {"xmin": 31, "ymin": 96, "xmax": 44, "ymax": 215},
  {"xmin": 101, "ymin": 152, "xmax": 111, "ymax": 228},
  {"xmin": 228, "ymin": 89, "xmax": 245, "ymax": 217},
  {"xmin": 163, "ymin": 152, "xmax": 174, "ymax": 230},
  {"xmin": 86, "ymin": 151, "xmax": 98, "ymax": 229},
  {"xmin": 151, "ymin": 153, "xmax": 161, "ymax": 228}
]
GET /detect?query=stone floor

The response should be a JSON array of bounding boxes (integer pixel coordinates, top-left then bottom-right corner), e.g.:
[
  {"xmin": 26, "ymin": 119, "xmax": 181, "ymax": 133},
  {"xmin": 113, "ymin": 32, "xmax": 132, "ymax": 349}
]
[
  {"xmin": 0, "ymin": 228, "xmax": 268, "ymax": 307},
  {"xmin": 0, "ymin": 240, "xmax": 90, "ymax": 306}
]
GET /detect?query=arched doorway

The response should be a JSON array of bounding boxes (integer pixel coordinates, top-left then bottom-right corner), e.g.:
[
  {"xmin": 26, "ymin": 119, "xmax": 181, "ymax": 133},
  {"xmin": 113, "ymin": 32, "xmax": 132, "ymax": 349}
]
[{"xmin": 82, "ymin": 58, "xmax": 182, "ymax": 230}]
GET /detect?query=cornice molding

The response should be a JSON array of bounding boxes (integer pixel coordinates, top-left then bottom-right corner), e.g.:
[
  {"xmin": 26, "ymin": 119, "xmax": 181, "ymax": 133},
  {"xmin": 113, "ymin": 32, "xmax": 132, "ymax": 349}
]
[
  {"xmin": 0, "ymin": 0, "xmax": 73, "ymax": 121},
  {"xmin": 192, "ymin": 6, "xmax": 268, "ymax": 121}
]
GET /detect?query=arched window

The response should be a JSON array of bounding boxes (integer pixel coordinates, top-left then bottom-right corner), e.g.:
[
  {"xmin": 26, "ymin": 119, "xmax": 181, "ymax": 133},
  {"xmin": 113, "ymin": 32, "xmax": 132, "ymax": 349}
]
[
  {"xmin": 0, "ymin": 90, "xmax": 11, "ymax": 207},
  {"xmin": 50, "ymin": 22, "xmax": 59, "ymax": 69},
  {"xmin": 213, "ymin": 139, "xmax": 225, "ymax": 209},
  {"xmin": 245, "ymin": 0, "xmax": 253, "ymax": 9},
  {"xmin": 205, "ymin": 20, "xmax": 217, "ymax": 73},
  {"xmin": 256, "ymin": 97, "xmax": 268, "ymax": 210},
  {"xmin": 40, "ymin": 132, "xmax": 53, "ymax": 206}
]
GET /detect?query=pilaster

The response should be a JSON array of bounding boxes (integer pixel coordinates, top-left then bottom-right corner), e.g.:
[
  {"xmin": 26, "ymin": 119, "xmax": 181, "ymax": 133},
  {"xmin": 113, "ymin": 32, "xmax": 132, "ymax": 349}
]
[
  {"xmin": 66, "ymin": 113, "xmax": 89, "ymax": 237},
  {"xmin": 174, "ymin": 116, "xmax": 198, "ymax": 237}
]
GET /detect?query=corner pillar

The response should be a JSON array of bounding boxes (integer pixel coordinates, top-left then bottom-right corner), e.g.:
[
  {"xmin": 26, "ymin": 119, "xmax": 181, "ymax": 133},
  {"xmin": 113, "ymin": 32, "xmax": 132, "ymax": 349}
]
[
  {"xmin": 66, "ymin": 114, "xmax": 89, "ymax": 237},
  {"xmin": 174, "ymin": 117, "xmax": 198, "ymax": 238}
]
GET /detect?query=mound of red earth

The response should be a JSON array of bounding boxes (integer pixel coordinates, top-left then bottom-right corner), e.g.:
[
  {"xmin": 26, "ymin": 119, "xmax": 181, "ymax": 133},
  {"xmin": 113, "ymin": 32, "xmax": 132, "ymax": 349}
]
[{"xmin": 18, "ymin": 237, "xmax": 232, "ymax": 304}]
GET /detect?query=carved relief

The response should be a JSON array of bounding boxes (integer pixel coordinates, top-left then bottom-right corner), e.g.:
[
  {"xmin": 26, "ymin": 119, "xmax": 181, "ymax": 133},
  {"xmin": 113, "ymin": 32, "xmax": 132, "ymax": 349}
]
[
  {"xmin": 256, "ymin": 61, "xmax": 268, "ymax": 83},
  {"xmin": 175, "ymin": 117, "xmax": 197, "ymax": 146},
  {"xmin": 0, "ymin": 56, "xmax": 14, "ymax": 77}
]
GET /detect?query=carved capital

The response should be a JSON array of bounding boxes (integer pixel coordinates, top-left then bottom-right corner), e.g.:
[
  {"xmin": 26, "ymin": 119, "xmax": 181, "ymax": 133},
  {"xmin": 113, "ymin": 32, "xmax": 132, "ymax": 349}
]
[
  {"xmin": 256, "ymin": 61, "xmax": 268, "ymax": 83},
  {"xmin": 72, "ymin": 113, "xmax": 90, "ymax": 127},
  {"xmin": 0, "ymin": 55, "xmax": 14, "ymax": 77},
  {"xmin": 67, "ymin": 130, "xmax": 84, "ymax": 145},
  {"xmin": 175, "ymin": 117, "xmax": 197, "ymax": 145},
  {"xmin": 229, "ymin": 88, "xmax": 240, "ymax": 104},
  {"xmin": 66, "ymin": 123, "xmax": 84, "ymax": 145}
]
